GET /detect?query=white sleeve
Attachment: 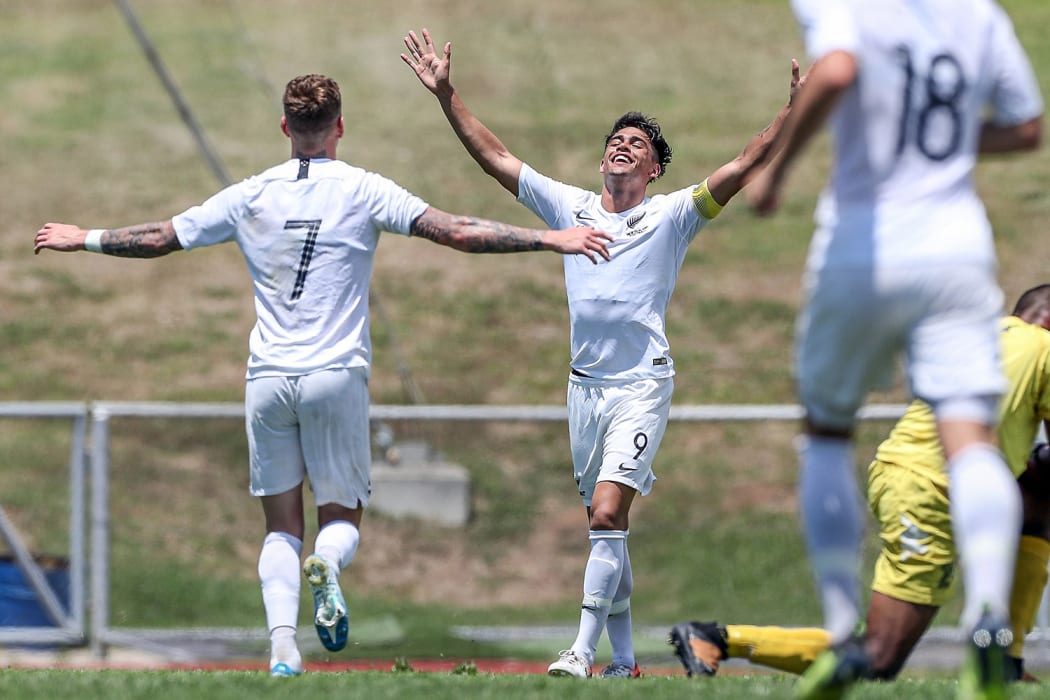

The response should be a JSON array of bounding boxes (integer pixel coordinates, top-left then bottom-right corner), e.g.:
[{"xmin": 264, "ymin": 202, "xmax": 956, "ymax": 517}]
[
  {"xmin": 986, "ymin": 6, "xmax": 1044, "ymax": 126},
  {"xmin": 516, "ymin": 163, "xmax": 590, "ymax": 229},
  {"xmin": 172, "ymin": 182, "xmax": 250, "ymax": 249},
  {"xmin": 791, "ymin": 0, "xmax": 859, "ymax": 61},
  {"xmin": 358, "ymin": 172, "xmax": 429, "ymax": 236},
  {"xmin": 660, "ymin": 182, "xmax": 720, "ymax": 244}
]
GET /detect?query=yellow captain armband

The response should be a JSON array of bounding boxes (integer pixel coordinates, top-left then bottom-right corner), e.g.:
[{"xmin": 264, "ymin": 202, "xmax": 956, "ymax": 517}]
[{"xmin": 691, "ymin": 179, "xmax": 723, "ymax": 220}]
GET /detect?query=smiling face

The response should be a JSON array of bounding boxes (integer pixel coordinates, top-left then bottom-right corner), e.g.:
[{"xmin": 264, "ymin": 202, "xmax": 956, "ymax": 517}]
[{"xmin": 600, "ymin": 127, "xmax": 662, "ymax": 184}]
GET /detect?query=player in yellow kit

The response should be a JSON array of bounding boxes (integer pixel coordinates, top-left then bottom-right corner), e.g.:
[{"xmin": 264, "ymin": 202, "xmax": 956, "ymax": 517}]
[{"xmin": 670, "ymin": 284, "xmax": 1050, "ymax": 683}]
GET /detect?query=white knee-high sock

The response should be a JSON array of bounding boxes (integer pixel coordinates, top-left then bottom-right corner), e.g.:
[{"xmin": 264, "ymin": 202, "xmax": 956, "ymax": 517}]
[
  {"xmin": 797, "ymin": 435, "xmax": 864, "ymax": 643},
  {"xmin": 949, "ymin": 443, "xmax": 1022, "ymax": 629},
  {"xmin": 570, "ymin": 530, "xmax": 626, "ymax": 664},
  {"xmin": 606, "ymin": 537, "xmax": 635, "ymax": 667},
  {"xmin": 258, "ymin": 531, "xmax": 303, "ymax": 631},
  {"xmin": 313, "ymin": 520, "xmax": 360, "ymax": 571}
]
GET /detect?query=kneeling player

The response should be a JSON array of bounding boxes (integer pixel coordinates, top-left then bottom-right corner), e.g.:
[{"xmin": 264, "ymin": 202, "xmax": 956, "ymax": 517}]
[{"xmin": 670, "ymin": 284, "xmax": 1050, "ymax": 685}]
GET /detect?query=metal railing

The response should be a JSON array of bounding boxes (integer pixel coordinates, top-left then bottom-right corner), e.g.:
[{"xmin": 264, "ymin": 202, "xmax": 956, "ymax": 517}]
[{"xmin": 5, "ymin": 400, "xmax": 1048, "ymax": 668}]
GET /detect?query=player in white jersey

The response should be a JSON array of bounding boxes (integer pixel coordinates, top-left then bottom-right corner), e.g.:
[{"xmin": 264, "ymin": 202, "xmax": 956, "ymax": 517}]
[
  {"xmin": 746, "ymin": 2, "xmax": 1043, "ymax": 698},
  {"xmin": 401, "ymin": 28, "xmax": 803, "ymax": 678},
  {"xmin": 33, "ymin": 74, "xmax": 612, "ymax": 677}
]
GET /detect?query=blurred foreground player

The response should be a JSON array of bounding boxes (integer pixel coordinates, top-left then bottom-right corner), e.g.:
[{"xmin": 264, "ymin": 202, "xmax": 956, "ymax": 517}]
[{"xmin": 747, "ymin": 1, "xmax": 1043, "ymax": 697}]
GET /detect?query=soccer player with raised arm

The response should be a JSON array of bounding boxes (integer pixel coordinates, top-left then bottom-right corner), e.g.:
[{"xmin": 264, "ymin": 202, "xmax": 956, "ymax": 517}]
[
  {"xmin": 671, "ymin": 284, "xmax": 1050, "ymax": 690},
  {"xmin": 401, "ymin": 28, "xmax": 802, "ymax": 679},
  {"xmin": 34, "ymin": 74, "xmax": 611, "ymax": 677},
  {"xmin": 746, "ymin": 1, "xmax": 1043, "ymax": 698}
]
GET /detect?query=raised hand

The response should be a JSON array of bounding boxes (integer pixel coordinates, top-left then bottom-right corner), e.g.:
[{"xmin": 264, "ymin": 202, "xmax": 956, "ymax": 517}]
[
  {"xmin": 747, "ymin": 167, "xmax": 783, "ymax": 217},
  {"xmin": 789, "ymin": 58, "xmax": 805, "ymax": 105},
  {"xmin": 401, "ymin": 28, "xmax": 451, "ymax": 95}
]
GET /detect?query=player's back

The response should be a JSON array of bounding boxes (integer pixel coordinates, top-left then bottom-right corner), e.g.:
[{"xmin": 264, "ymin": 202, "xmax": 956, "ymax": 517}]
[
  {"xmin": 997, "ymin": 316, "xmax": 1050, "ymax": 477},
  {"xmin": 794, "ymin": 0, "xmax": 1040, "ymax": 265},
  {"xmin": 832, "ymin": 2, "xmax": 997, "ymax": 203},
  {"xmin": 240, "ymin": 159, "xmax": 427, "ymax": 376},
  {"xmin": 175, "ymin": 157, "xmax": 427, "ymax": 377}
]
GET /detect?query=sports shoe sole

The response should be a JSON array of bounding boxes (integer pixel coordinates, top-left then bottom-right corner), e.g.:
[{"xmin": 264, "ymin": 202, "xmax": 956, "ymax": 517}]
[
  {"xmin": 957, "ymin": 612, "xmax": 1012, "ymax": 700},
  {"xmin": 668, "ymin": 622, "xmax": 722, "ymax": 676},
  {"xmin": 547, "ymin": 665, "xmax": 590, "ymax": 678},
  {"xmin": 303, "ymin": 554, "xmax": 348, "ymax": 652}
]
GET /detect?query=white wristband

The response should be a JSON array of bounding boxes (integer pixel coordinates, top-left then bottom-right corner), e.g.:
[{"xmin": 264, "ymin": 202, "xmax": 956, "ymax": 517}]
[{"xmin": 84, "ymin": 229, "xmax": 104, "ymax": 253}]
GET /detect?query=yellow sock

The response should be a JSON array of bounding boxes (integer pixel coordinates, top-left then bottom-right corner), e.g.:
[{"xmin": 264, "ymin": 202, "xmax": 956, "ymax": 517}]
[
  {"xmin": 1008, "ymin": 535, "xmax": 1050, "ymax": 658},
  {"xmin": 724, "ymin": 624, "xmax": 832, "ymax": 675}
]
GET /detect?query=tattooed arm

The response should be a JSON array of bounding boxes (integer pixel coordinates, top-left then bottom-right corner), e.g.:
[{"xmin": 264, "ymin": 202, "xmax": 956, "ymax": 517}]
[
  {"xmin": 34, "ymin": 221, "xmax": 184, "ymax": 257},
  {"xmin": 410, "ymin": 207, "xmax": 611, "ymax": 263}
]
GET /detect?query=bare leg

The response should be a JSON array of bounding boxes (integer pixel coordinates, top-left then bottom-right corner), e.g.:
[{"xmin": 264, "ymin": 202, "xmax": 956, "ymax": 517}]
[
  {"xmin": 864, "ymin": 591, "xmax": 939, "ymax": 679},
  {"xmin": 261, "ymin": 483, "xmax": 305, "ymax": 538}
]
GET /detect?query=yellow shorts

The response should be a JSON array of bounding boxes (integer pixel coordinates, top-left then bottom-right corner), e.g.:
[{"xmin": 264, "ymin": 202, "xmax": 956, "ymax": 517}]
[{"xmin": 868, "ymin": 460, "xmax": 956, "ymax": 607}]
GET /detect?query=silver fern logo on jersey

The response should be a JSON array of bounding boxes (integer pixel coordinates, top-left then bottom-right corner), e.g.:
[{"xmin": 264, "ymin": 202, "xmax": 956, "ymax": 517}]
[{"xmin": 624, "ymin": 211, "xmax": 649, "ymax": 237}]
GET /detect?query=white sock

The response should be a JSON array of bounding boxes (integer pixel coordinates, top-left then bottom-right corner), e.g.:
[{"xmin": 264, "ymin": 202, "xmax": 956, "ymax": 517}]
[
  {"xmin": 570, "ymin": 530, "xmax": 626, "ymax": 664},
  {"xmin": 949, "ymin": 443, "xmax": 1022, "ymax": 628},
  {"xmin": 313, "ymin": 520, "xmax": 360, "ymax": 571},
  {"xmin": 269, "ymin": 625, "xmax": 301, "ymax": 669},
  {"xmin": 606, "ymin": 538, "xmax": 635, "ymax": 667},
  {"xmin": 797, "ymin": 435, "xmax": 864, "ymax": 643},
  {"xmin": 258, "ymin": 531, "xmax": 303, "ymax": 631}
]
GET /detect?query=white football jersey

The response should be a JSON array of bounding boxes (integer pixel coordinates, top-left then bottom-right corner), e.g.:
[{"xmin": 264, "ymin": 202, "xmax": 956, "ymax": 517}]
[
  {"xmin": 790, "ymin": 0, "xmax": 1043, "ymax": 268},
  {"xmin": 517, "ymin": 163, "xmax": 719, "ymax": 380},
  {"xmin": 173, "ymin": 158, "xmax": 428, "ymax": 378}
]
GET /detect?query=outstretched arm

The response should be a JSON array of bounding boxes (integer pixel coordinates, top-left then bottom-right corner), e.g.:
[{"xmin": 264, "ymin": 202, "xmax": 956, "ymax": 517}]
[
  {"xmin": 410, "ymin": 207, "xmax": 611, "ymax": 263},
  {"xmin": 748, "ymin": 51, "xmax": 857, "ymax": 216},
  {"xmin": 705, "ymin": 59, "xmax": 804, "ymax": 207},
  {"xmin": 34, "ymin": 221, "xmax": 183, "ymax": 257},
  {"xmin": 401, "ymin": 28, "xmax": 523, "ymax": 196}
]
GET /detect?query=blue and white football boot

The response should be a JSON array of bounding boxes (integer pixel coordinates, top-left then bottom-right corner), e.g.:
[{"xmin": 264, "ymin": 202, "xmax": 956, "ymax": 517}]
[{"xmin": 303, "ymin": 554, "xmax": 349, "ymax": 652}]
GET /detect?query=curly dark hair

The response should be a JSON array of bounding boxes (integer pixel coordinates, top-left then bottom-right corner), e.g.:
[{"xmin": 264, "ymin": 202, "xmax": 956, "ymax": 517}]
[
  {"xmin": 1013, "ymin": 284, "xmax": 1050, "ymax": 317},
  {"xmin": 604, "ymin": 111, "xmax": 673, "ymax": 180}
]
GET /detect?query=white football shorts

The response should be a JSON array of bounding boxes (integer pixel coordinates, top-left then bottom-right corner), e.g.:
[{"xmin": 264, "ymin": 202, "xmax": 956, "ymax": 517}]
[
  {"xmin": 568, "ymin": 374, "xmax": 673, "ymax": 506},
  {"xmin": 245, "ymin": 366, "xmax": 371, "ymax": 509},
  {"xmin": 797, "ymin": 262, "xmax": 1005, "ymax": 430}
]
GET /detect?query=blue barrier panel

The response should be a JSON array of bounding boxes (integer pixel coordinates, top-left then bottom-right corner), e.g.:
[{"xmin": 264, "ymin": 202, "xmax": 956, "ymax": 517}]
[{"xmin": 0, "ymin": 557, "xmax": 69, "ymax": 627}]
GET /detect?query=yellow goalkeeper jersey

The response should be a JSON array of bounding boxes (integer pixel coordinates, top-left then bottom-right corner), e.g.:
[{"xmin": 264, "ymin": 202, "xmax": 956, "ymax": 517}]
[{"xmin": 873, "ymin": 315, "xmax": 1050, "ymax": 487}]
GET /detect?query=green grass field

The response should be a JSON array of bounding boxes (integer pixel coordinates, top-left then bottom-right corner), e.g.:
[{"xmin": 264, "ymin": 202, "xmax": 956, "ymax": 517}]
[
  {"xmin": 3, "ymin": 668, "xmax": 1049, "ymax": 700},
  {"xmin": 2, "ymin": 0, "xmax": 1050, "ymax": 689}
]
